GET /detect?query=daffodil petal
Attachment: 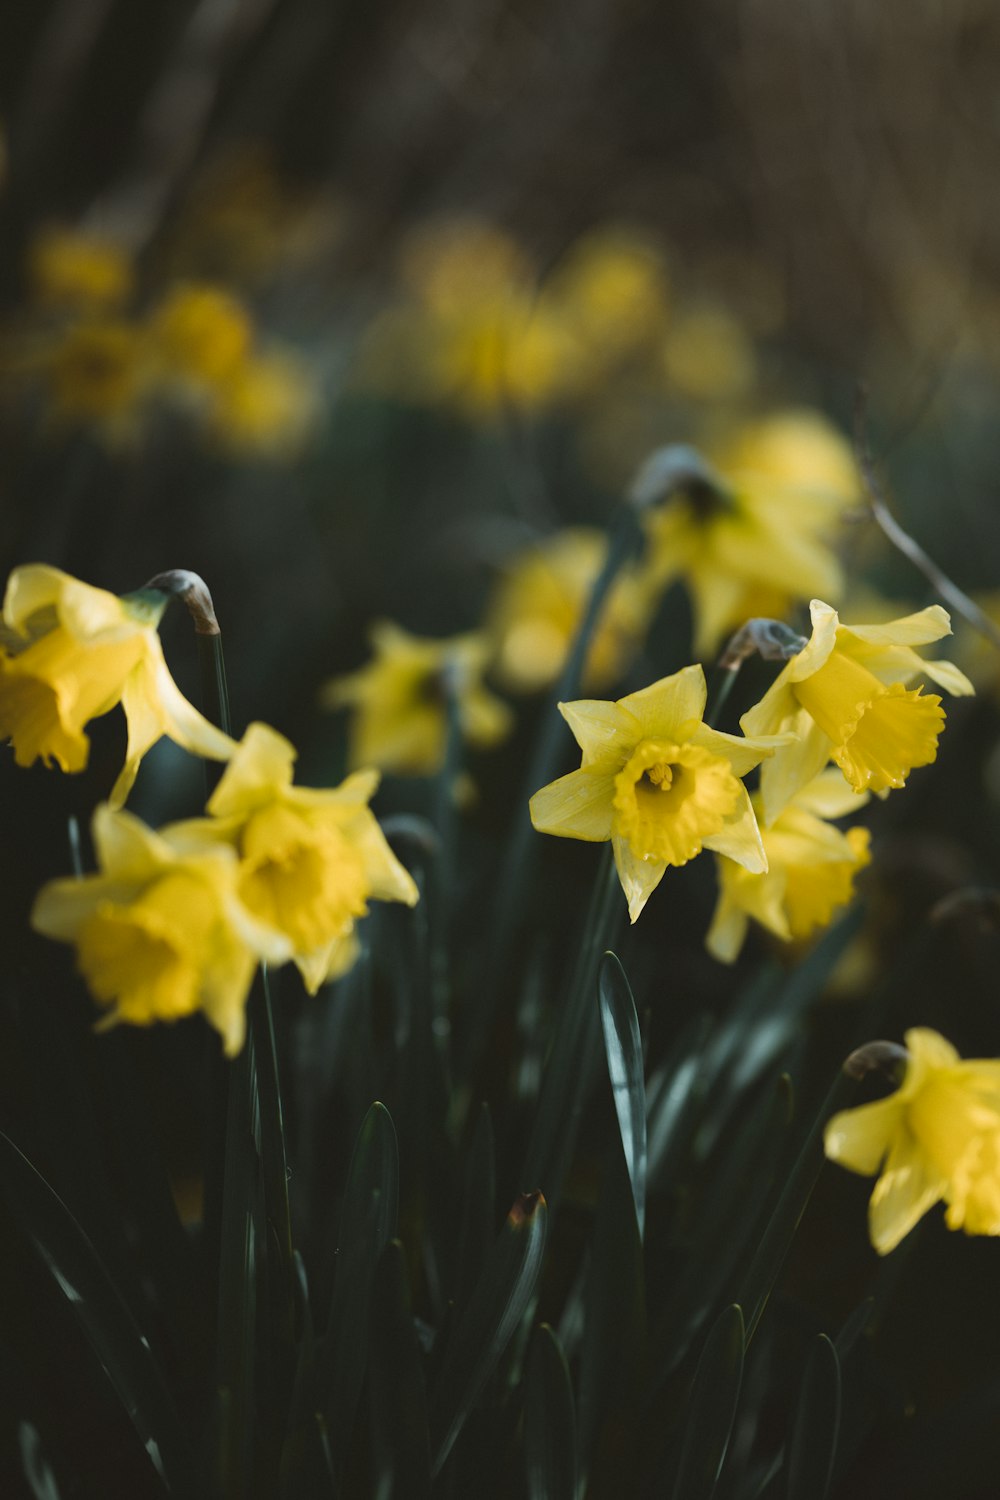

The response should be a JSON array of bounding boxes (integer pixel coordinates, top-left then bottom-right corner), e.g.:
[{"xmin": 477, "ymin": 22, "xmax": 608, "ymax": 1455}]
[
  {"xmin": 558, "ymin": 698, "xmax": 640, "ymax": 765},
  {"xmin": 843, "ymin": 605, "xmax": 952, "ymax": 648},
  {"xmin": 92, "ymin": 801, "xmax": 175, "ymax": 878},
  {"xmin": 783, "ymin": 599, "xmax": 840, "ymax": 683},
  {"xmin": 144, "ymin": 642, "xmax": 238, "ymax": 764},
  {"xmin": 611, "ymin": 835, "xmax": 667, "ymax": 922},
  {"xmin": 529, "ymin": 767, "xmax": 615, "ymax": 841},
  {"xmin": 824, "ymin": 1095, "xmax": 903, "ymax": 1175},
  {"xmin": 791, "ymin": 769, "xmax": 870, "ymax": 820},
  {"xmin": 618, "ymin": 665, "xmax": 707, "ymax": 743},
  {"xmin": 208, "ymin": 721, "xmax": 297, "ymax": 818},
  {"xmin": 868, "ymin": 1133, "xmax": 948, "ymax": 1255},
  {"xmin": 690, "ymin": 723, "xmax": 790, "ymax": 777},
  {"xmin": 756, "ymin": 713, "xmax": 833, "ymax": 825},
  {"xmin": 703, "ymin": 782, "xmax": 767, "ymax": 872},
  {"xmin": 704, "ymin": 892, "xmax": 749, "ymax": 963},
  {"xmin": 918, "ymin": 658, "xmax": 975, "ymax": 696}
]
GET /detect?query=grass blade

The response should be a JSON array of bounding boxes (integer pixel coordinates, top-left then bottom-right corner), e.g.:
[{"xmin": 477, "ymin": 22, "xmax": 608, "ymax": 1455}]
[
  {"xmin": 0, "ymin": 1131, "xmax": 197, "ymax": 1494},
  {"xmin": 671, "ymin": 1303, "xmax": 745, "ymax": 1500},
  {"xmin": 598, "ymin": 951, "xmax": 647, "ymax": 1238},
  {"xmin": 369, "ymin": 1239, "xmax": 431, "ymax": 1500},
  {"xmin": 524, "ymin": 1324, "xmax": 577, "ymax": 1500},
  {"xmin": 428, "ymin": 1190, "xmax": 548, "ymax": 1476},
  {"xmin": 785, "ymin": 1334, "xmax": 841, "ymax": 1500}
]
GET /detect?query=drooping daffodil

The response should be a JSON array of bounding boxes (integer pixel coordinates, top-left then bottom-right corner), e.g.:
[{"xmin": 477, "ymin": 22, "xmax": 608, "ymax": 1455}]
[
  {"xmin": 321, "ymin": 620, "xmax": 512, "ymax": 775},
  {"xmin": 825, "ymin": 1028, "xmax": 1000, "ymax": 1254},
  {"xmin": 706, "ymin": 769, "xmax": 870, "ymax": 962},
  {"xmin": 0, "ymin": 564, "xmax": 237, "ymax": 806},
  {"xmin": 529, "ymin": 663, "xmax": 788, "ymax": 921},
  {"xmin": 166, "ymin": 722, "xmax": 418, "ymax": 992},
  {"xmin": 31, "ymin": 803, "xmax": 287, "ymax": 1056},
  {"xmin": 741, "ymin": 599, "xmax": 974, "ymax": 824}
]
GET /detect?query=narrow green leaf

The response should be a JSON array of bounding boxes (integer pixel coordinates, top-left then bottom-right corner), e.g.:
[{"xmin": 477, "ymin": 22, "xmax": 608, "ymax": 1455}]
[
  {"xmin": 0, "ymin": 1132, "xmax": 197, "ymax": 1494},
  {"xmin": 279, "ymin": 1254, "xmax": 336, "ymax": 1500},
  {"xmin": 577, "ymin": 1142, "xmax": 646, "ymax": 1483},
  {"xmin": 785, "ymin": 1334, "xmax": 841, "ymax": 1500},
  {"xmin": 833, "ymin": 1298, "xmax": 874, "ymax": 1361},
  {"xmin": 671, "ymin": 1303, "xmax": 745, "ymax": 1500},
  {"xmin": 524, "ymin": 1325, "xmax": 577, "ymax": 1500},
  {"xmin": 428, "ymin": 1190, "xmax": 548, "ymax": 1476},
  {"xmin": 523, "ymin": 853, "xmax": 622, "ymax": 1211},
  {"xmin": 369, "ymin": 1240, "xmax": 431, "ymax": 1500},
  {"xmin": 19, "ymin": 1422, "xmax": 62, "ymax": 1500},
  {"xmin": 322, "ymin": 1102, "xmax": 399, "ymax": 1470},
  {"xmin": 455, "ymin": 1103, "xmax": 496, "ymax": 1312},
  {"xmin": 598, "ymin": 951, "xmax": 647, "ymax": 1238}
]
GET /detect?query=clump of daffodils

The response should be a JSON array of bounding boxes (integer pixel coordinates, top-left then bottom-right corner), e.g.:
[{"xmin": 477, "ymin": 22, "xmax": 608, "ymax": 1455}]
[
  {"xmin": 706, "ymin": 770, "xmax": 871, "ymax": 962},
  {"xmin": 529, "ymin": 664, "xmax": 786, "ymax": 922},
  {"xmin": 742, "ymin": 599, "xmax": 974, "ymax": 822},
  {"xmin": 0, "ymin": 564, "xmax": 235, "ymax": 806},
  {"xmin": 321, "ymin": 620, "xmax": 512, "ymax": 776},
  {"xmin": 825, "ymin": 1029, "xmax": 1000, "ymax": 1254}
]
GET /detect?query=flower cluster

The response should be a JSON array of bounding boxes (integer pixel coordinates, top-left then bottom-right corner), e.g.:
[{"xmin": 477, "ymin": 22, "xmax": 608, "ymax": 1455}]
[
  {"xmin": 13, "ymin": 227, "xmax": 314, "ymax": 454},
  {"xmin": 0, "ymin": 565, "xmax": 417, "ymax": 1053}
]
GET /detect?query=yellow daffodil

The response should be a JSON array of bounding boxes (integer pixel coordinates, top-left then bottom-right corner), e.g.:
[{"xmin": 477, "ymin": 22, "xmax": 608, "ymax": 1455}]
[
  {"xmin": 167, "ymin": 721, "xmax": 418, "ymax": 992},
  {"xmin": 29, "ymin": 226, "xmax": 133, "ymax": 311},
  {"xmin": 321, "ymin": 621, "xmax": 512, "ymax": 775},
  {"xmin": 825, "ymin": 1028, "xmax": 1000, "ymax": 1254},
  {"xmin": 528, "ymin": 664, "xmax": 787, "ymax": 922},
  {"xmin": 46, "ymin": 318, "xmax": 150, "ymax": 437},
  {"xmin": 31, "ymin": 804, "xmax": 286, "ymax": 1055},
  {"xmin": 207, "ymin": 349, "xmax": 316, "ymax": 456},
  {"xmin": 485, "ymin": 528, "xmax": 652, "ymax": 694},
  {"xmin": 151, "ymin": 282, "xmax": 253, "ymax": 387},
  {"xmin": 741, "ymin": 599, "xmax": 974, "ymax": 824},
  {"xmin": 543, "ymin": 228, "xmax": 670, "ymax": 362},
  {"xmin": 706, "ymin": 770, "xmax": 871, "ymax": 962},
  {"xmin": 0, "ymin": 564, "xmax": 236, "ymax": 806},
  {"xmin": 639, "ymin": 411, "xmax": 859, "ymax": 656},
  {"xmin": 662, "ymin": 305, "xmax": 755, "ymax": 400}
]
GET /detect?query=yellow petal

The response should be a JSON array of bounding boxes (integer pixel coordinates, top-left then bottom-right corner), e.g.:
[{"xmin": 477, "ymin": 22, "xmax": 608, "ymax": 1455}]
[
  {"xmin": 92, "ymin": 802, "xmax": 174, "ymax": 880},
  {"xmin": 617, "ymin": 664, "xmax": 707, "ymax": 743},
  {"xmin": 558, "ymin": 697, "xmax": 640, "ymax": 767},
  {"xmin": 529, "ymin": 768, "xmax": 615, "ymax": 841},
  {"xmin": 831, "ymin": 684, "xmax": 943, "ymax": 794},
  {"xmin": 842, "ymin": 605, "xmax": 953, "ymax": 648},
  {"xmin": 704, "ymin": 889, "xmax": 750, "ymax": 963},
  {"xmin": 611, "ymin": 834, "xmax": 667, "ymax": 923},
  {"xmin": 824, "ymin": 1095, "xmax": 903, "ymax": 1175},
  {"xmin": 791, "ymin": 769, "xmax": 869, "ymax": 820},
  {"xmin": 868, "ymin": 1133, "xmax": 948, "ymax": 1255},
  {"xmin": 690, "ymin": 722, "xmax": 789, "ymax": 778},
  {"xmin": 756, "ymin": 714, "xmax": 833, "ymax": 826},
  {"xmin": 208, "ymin": 721, "xmax": 297, "ymax": 818},
  {"xmin": 702, "ymin": 782, "xmax": 767, "ymax": 873}
]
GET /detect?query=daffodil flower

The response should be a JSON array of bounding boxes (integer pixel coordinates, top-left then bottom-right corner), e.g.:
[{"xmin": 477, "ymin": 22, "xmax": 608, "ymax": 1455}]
[
  {"xmin": 321, "ymin": 621, "xmax": 512, "ymax": 775},
  {"xmin": 31, "ymin": 804, "xmax": 286, "ymax": 1055},
  {"xmin": 528, "ymin": 663, "xmax": 787, "ymax": 922},
  {"xmin": 825, "ymin": 1028, "xmax": 1000, "ymax": 1254},
  {"xmin": 638, "ymin": 411, "xmax": 859, "ymax": 656},
  {"xmin": 0, "ymin": 564, "xmax": 237, "ymax": 806},
  {"xmin": 741, "ymin": 599, "xmax": 974, "ymax": 823},
  {"xmin": 706, "ymin": 770, "xmax": 870, "ymax": 962},
  {"xmin": 167, "ymin": 722, "xmax": 418, "ymax": 992}
]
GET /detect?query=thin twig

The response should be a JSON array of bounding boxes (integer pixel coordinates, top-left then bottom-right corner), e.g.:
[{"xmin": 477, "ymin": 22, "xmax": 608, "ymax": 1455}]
[{"xmin": 854, "ymin": 386, "xmax": 1000, "ymax": 653}]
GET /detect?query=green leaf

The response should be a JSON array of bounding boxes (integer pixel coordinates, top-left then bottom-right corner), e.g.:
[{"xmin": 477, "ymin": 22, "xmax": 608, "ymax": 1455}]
[
  {"xmin": 454, "ymin": 1103, "xmax": 496, "ymax": 1312},
  {"xmin": 322, "ymin": 1101, "xmax": 399, "ymax": 1471},
  {"xmin": 19, "ymin": 1422, "xmax": 62, "ymax": 1500},
  {"xmin": 0, "ymin": 1131, "xmax": 196, "ymax": 1494},
  {"xmin": 279, "ymin": 1254, "xmax": 336, "ymax": 1500},
  {"xmin": 671, "ymin": 1303, "xmax": 745, "ymax": 1500},
  {"xmin": 524, "ymin": 1325, "xmax": 577, "ymax": 1500},
  {"xmin": 428, "ymin": 1190, "xmax": 548, "ymax": 1476},
  {"xmin": 369, "ymin": 1240, "xmax": 431, "ymax": 1500},
  {"xmin": 598, "ymin": 951, "xmax": 647, "ymax": 1238},
  {"xmin": 785, "ymin": 1334, "xmax": 841, "ymax": 1500},
  {"xmin": 577, "ymin": 1141, "xmax": 647, "ymax": 1484}
]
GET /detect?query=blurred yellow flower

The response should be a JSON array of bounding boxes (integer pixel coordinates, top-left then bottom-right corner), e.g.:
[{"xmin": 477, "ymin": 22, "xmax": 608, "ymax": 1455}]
[
  {"xmin": 29, "ymin": 226, "xmax": 133, "ymax": 311},
  {"xmin": 321, "ymin": 621, "xmax": 512, "ymax": 775},
  {"xmin": 662, "ymin": 305, "xmax": 755, "ymax": 400},
  {"xmin": 46, "ymin": 319, "xmax": 149, "ymax": 437},
  {"xmin": 742, "ymin": 599, "xmax": 973, "ymax": 823},
  {"xmin": 0, "ymin": 564, "xmax": 236, "ymax": 806},
  {"xmin": 207, "ymin": 349, "xmax": 315, "ymax": 456},
  {"xmin": 825, "ymin": 1028, "xmax": 1000, "ymax": 1254},
  {"xmin": 151, "ymin": 282, "xmax": 253, "ymax": 386},
  {"xmin": 529, "ymin": 664, "xmax": 785, "ymax": 922},
  {"xmin": 32, "ymin": 804, "xmax": 283, "ymax": 1056},
  {"xmin": 168, "ymin": 721, "xmax": 418, "ymax": 993},
  {"xmin": 706, "ymin": 770, "xmax": 870, "ymax": 962},
  {"xmin": 485, "ymin": 528, "xmax": 652, "ymax": 694},
  {"xmin": 639, "ymin": 410, "xmax": 859, "ymax": 656},
  {"xmin": 544, "ymin": 229, "xmax": 670, "ymax": 361}
]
